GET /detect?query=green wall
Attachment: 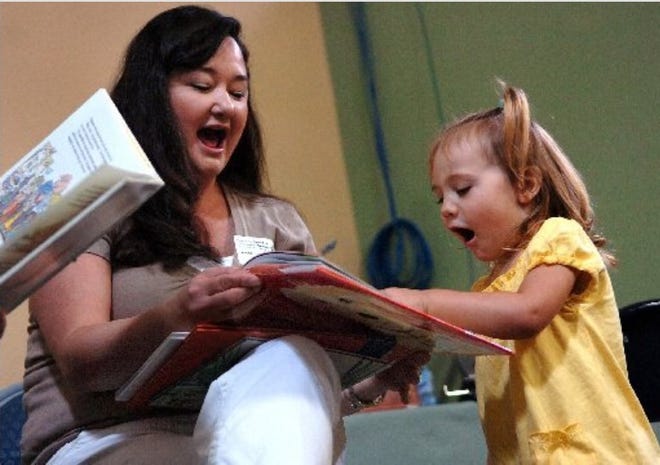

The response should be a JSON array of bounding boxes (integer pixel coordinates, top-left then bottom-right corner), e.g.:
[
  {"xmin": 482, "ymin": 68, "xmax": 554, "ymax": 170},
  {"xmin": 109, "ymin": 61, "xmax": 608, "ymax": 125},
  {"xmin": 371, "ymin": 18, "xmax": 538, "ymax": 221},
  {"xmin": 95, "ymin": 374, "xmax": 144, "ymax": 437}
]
[{"xmin": 321, "ymin": 2, "xmax": 660, "ymax": 307}]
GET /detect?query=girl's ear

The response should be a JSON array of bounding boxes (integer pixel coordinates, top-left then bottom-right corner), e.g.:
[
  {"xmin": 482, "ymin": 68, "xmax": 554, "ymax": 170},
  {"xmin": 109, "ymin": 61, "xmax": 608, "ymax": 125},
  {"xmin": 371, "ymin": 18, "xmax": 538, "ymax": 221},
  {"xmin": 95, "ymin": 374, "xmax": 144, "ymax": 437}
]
[{"xmin": 517, "ymin": 166, "xmax": 542, "ymax": 205}]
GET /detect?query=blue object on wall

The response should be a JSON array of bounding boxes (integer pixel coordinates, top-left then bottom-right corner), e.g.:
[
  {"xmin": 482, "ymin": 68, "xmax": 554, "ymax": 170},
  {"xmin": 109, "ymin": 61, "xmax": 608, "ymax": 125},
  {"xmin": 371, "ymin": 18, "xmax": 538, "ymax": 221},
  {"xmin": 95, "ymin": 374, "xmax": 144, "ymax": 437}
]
[{"xmin": 351, "ymin": 3, "xmax": 434, "ymax": 290}]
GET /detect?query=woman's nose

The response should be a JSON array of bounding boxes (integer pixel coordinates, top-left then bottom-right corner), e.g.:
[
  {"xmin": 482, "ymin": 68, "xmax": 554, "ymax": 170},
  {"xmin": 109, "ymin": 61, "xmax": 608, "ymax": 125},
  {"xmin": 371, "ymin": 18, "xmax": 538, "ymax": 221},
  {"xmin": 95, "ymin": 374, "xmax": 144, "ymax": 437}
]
[{"xmin": 210, "ymin": 90, "xmax": 233, "ymax": 117}]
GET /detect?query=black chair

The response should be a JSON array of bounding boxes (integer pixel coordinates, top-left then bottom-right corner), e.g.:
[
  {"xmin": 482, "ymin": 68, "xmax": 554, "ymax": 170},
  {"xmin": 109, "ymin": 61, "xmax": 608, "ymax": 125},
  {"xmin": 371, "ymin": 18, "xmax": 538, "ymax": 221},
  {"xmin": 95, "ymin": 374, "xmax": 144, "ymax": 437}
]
[
  {"xmin": 0, "ymin": 383, "xmax": 25, "ymax": 465},
  {"xmin": 619, "ymin": 299, "xmax": 660, "ymax": 422}
]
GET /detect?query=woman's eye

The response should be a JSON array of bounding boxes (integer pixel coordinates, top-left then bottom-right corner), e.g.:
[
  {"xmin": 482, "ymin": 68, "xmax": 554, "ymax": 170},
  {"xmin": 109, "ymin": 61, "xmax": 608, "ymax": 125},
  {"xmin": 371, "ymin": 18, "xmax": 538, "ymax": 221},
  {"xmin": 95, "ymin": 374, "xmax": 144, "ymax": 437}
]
[
  {"xmin": 191, "ymin": 82, "xmax": 211, "ymax": 91},
  {"xmin": 456, "ymin": 186, "xmax": 471, "ymax": 196},
  {"xmin": 435, "ymin": 196, "xmax": 444, "ymax": 205},
  {"xmin": 230, "ymin": 88, "xmax": 247, "ymax": 99}
]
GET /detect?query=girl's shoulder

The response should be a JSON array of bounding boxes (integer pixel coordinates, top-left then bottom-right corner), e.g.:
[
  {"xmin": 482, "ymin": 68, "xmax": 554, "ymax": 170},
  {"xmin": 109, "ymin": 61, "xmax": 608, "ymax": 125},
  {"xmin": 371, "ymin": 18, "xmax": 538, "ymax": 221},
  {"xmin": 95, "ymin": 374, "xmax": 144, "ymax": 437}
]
[
  {"xmin": 480, "ymin": 218, "xmax": 605, "ymax": 292},
  {"xmin": 526, "ymin": 216, "xmax": 603, "ymax": 273},
  {"xmin": 534, "ymin": 217, "xmax": 585, "ymax": 240}
]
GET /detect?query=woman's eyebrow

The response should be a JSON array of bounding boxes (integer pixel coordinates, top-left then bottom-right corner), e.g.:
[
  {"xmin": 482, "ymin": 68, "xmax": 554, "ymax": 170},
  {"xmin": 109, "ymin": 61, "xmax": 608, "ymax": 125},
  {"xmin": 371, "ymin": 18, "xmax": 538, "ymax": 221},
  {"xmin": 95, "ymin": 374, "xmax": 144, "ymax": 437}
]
[{"xmin": 197, "ymin": 65, "xmax": 249, "ymax": 83}]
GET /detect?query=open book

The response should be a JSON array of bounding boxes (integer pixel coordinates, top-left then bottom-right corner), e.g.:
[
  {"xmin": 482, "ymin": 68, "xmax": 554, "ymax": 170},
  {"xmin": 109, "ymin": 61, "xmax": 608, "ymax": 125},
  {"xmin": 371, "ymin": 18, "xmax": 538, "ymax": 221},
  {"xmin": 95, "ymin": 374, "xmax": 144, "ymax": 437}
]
[
  {"xmin": 0, "ymin": 89, "xmax": 164, "ymax": 311},
  {"xmin": 116, "ymin": 251, "xmax": 511, "ymax": 410}
]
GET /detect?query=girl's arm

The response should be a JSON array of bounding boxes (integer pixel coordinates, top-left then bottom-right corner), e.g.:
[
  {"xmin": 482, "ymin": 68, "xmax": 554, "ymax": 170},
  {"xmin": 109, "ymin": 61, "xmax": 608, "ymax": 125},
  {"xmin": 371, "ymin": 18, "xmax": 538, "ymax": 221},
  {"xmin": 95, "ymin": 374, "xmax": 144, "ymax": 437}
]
[
  {"xmin": 30, "ymin": 253, "xmax": 261, "ymax": 392},
  {"xmin": 384, "ymin": 264, "xmax": 577, "ymax": 339}
]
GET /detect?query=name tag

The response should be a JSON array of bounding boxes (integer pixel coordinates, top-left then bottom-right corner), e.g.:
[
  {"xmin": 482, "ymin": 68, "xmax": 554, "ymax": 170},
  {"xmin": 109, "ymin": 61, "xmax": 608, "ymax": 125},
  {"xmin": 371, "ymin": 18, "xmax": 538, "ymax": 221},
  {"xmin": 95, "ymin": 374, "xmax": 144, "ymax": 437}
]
[{"xmin": 234, "ymin": 235, "xmax": 274, "ymax": 265}]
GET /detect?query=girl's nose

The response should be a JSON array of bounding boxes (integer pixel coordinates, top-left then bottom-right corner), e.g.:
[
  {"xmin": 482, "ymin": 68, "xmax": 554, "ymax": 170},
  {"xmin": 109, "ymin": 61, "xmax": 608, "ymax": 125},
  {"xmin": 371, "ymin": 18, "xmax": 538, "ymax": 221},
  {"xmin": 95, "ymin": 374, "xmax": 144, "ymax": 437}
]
[{"xmin": 441, "ymin": 198, "xmax": 457, "ymax": 220}]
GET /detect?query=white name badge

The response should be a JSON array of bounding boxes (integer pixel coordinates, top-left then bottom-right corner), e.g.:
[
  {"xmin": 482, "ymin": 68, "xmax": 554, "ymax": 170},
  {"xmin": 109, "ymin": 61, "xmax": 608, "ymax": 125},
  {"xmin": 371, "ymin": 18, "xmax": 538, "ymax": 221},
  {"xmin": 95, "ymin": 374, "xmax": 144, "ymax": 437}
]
[{"xmin": 234, "ymin": 235, "xmax": 274, "ymax": 265}]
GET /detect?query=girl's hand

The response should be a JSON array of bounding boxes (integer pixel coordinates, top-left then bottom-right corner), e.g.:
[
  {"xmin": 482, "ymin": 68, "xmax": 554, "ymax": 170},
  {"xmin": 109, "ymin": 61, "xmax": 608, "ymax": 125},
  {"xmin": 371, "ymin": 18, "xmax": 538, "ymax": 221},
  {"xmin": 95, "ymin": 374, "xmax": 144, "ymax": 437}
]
[
  {"xmin": 172, "ymin": 266, "xmax": 262, "ymax": 327},
  {"xmin": 383, "ymin": 287, "xmax": 427, "ymax": 313}
]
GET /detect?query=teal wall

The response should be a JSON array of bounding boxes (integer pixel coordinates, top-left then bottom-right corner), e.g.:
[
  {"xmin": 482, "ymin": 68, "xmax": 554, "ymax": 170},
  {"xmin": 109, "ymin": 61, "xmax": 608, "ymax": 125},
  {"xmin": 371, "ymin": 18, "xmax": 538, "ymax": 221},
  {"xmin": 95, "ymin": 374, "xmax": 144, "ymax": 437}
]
[{"xmin": 320, "ymin": 2, "xmax": 660, "ymax": 307}]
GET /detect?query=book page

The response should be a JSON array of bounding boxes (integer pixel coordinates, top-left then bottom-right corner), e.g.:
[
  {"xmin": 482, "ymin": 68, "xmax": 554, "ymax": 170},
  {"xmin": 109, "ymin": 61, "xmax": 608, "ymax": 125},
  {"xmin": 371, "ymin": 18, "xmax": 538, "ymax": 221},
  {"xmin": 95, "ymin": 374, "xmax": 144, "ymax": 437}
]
[{"xmin": 244, "ymin": 251, "xmax": 374, "ymax": 288}]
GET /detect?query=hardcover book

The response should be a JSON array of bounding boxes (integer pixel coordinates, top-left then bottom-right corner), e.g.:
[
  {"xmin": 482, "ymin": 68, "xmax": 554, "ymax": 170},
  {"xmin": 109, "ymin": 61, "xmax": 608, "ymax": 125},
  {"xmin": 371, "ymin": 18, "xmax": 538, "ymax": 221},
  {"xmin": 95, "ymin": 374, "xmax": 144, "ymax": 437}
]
[
  {"xmin": 117, "ymin": 252, "xmax": 511, "ymax": 410},
  {"xmin": 0, "ymin": 89, "xmax": 164, "ymax": 310}
]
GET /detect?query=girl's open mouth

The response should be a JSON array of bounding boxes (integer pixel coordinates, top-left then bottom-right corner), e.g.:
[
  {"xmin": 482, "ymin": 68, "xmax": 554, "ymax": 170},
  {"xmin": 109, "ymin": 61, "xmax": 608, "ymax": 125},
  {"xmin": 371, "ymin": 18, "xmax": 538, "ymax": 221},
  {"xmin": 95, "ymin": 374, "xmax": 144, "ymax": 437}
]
[{"xmin": 452, "ymin": 227, "xmax": 475, "ymax": 244}]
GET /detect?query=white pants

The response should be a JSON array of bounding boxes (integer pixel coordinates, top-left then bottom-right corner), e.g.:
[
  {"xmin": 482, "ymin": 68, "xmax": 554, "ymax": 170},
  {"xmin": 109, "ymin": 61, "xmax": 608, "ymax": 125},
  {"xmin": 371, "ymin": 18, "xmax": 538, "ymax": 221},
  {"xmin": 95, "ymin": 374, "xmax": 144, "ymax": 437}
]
[{"xmin": 47, "ymin": 335, "xmax": 347, "ymax": 465}]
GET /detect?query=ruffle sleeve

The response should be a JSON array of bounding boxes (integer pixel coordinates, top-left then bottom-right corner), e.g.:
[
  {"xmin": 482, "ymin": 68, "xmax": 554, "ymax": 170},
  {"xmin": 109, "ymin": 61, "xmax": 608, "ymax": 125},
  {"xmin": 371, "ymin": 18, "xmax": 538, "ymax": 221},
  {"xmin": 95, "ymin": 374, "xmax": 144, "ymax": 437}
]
[
  {"xmin": 525, "ymin": 217, "xmax": 604, "ymax": 286},
  {"xmin": 479, "ymin": 218, "xmax": 605, "ymax": 294}
]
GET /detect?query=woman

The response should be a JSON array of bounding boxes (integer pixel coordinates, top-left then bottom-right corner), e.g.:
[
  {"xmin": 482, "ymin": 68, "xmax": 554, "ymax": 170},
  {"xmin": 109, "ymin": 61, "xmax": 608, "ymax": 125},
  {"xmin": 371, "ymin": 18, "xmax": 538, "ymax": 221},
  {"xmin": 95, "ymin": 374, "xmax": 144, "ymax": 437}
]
[{"xmin": 22, "ymin": 6, "xmax": 428, "ymax": 465}]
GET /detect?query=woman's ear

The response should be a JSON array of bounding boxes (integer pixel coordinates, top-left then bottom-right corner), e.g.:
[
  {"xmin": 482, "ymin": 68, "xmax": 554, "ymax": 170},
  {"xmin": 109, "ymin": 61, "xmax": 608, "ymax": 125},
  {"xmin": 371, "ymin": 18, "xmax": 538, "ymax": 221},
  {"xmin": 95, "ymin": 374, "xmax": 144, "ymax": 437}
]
[{"xmin": 517, "ymin": 166, "xmax": 542, "ymax": 205}]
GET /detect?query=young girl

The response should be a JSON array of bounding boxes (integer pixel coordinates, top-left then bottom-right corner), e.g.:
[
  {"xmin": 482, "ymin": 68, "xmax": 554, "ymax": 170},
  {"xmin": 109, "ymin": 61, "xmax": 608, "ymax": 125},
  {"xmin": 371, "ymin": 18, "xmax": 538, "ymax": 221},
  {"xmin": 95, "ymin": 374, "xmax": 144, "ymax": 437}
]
[{"xmin": 385, "ymin": 83, "xmax": 660, "ymax": 464}]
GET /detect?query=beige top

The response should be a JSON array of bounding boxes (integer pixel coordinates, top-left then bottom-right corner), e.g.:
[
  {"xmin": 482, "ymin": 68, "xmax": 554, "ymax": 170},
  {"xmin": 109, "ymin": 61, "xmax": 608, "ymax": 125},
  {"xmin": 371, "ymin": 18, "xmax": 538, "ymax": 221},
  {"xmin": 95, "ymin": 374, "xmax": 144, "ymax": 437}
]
[
  {"xmin": 475, "ymin": 217, "xmax": 660, "ymax": 464},
  {"xmin": 21, "ymin": 189, "xmax": 316, "ymax": 465}
]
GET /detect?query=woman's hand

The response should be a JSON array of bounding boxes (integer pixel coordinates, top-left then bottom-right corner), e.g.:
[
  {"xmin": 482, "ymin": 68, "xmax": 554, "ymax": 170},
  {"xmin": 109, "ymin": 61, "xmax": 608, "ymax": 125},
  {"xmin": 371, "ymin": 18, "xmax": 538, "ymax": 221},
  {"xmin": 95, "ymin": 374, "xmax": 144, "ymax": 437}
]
[
  {"xmin": 374, "ymin": 350, "xmax": 431, "ymax": 403},
  {"xmin": 31, "ymin": 256, "xmax": 263, "ymax": 391},
  {"xmin": 343, "ymin": 350, "xmax": 431, "ymax": 415},
  {"xmin": 172, "ymin": 266, "xmax": 262, "ymax": 327}
]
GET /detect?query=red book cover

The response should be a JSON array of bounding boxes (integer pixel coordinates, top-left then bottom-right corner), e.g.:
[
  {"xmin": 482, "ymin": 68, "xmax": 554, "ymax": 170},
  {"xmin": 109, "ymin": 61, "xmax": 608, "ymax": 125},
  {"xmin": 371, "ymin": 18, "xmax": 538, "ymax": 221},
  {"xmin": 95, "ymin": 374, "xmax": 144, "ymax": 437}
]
[
  {"xmin": 120, "ymin": 325, "xmax": 412, "ymax": 411},
  {"xmin": 233, "ymin": 252, "xmax": 509, "ymax": 356},
  {"xmin": 117, "ymin": 252, "xmax": 511, "ymax": 411}
]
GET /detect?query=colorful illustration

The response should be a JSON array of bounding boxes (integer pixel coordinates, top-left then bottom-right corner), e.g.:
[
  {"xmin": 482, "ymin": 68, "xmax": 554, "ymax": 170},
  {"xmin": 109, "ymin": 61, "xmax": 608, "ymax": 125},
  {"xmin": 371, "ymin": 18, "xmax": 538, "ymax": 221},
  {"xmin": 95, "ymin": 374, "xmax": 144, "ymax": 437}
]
[{"xmin": 0, "ymin": 142, "xmax": 73, "ymax": 243}]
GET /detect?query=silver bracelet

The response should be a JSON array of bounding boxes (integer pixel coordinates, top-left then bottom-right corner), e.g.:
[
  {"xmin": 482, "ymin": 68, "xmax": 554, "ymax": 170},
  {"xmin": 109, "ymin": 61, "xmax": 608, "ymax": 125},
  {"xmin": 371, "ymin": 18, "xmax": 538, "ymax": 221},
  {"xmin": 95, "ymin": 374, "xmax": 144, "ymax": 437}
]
[{"xmin": 346, "ymin": 386, "xmax": 385, "ymax": 411}]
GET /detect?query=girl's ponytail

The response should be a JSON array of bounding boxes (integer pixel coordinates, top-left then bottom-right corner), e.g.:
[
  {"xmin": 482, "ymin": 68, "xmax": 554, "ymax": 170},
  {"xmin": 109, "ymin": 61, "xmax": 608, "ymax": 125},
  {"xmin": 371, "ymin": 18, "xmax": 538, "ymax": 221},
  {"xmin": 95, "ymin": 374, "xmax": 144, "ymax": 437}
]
[{"xmin": 501, "ymin": 82, "xmax": 531, "ymax": 185}]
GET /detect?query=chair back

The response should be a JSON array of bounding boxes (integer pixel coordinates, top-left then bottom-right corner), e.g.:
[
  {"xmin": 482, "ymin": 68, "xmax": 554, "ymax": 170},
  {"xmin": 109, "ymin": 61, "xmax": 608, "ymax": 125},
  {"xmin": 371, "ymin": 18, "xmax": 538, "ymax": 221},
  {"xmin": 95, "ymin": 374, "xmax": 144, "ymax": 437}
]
[
  {"xmin": 620, "ymin": 299, "xmax": 660, "ymax": 422},
  {"xmin": 0, "ymin": 383, "xmax": 25, "ymax": 465}
]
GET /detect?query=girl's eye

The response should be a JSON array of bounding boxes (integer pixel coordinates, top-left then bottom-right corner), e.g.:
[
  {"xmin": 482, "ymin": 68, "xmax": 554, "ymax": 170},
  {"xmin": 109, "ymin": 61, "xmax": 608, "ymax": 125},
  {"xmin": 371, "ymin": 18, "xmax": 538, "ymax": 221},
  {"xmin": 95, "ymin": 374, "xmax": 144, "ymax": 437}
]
[
  {"xmin": 435, "ymin": 196, "xmax": 444, "ymax": 205},
  {"xmin": 456, "ymin": 186, "xmax": 471, "ymax": 196}
]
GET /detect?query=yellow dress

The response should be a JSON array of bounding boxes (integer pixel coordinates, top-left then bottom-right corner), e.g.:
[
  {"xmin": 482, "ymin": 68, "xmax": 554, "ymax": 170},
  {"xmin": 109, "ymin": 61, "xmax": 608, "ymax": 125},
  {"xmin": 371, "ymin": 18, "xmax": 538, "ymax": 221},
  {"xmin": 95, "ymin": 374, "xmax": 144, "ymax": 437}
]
[{"xmin": 474, "ymin": 217, "xmax": 660, "ymax": 464}]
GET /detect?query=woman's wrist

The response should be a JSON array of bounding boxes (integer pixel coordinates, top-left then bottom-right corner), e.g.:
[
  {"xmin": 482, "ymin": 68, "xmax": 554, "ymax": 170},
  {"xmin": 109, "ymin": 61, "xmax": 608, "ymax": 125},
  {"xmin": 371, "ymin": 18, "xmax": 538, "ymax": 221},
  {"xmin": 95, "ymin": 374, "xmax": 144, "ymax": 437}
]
[
  {"xmin": 348, "ymin": 386, "xmax": 384, "ymax": 408},
  {"xmin": 341, "ymin": 382, "xmax": 386, "ymax": 415}
]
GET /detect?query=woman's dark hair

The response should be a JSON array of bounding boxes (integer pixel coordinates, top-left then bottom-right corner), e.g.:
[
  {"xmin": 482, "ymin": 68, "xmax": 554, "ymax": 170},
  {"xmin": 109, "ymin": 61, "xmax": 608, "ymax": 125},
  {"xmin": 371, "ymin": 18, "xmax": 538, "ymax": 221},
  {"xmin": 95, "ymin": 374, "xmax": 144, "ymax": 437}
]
[{"xmin": 110, "ymin": 5, "xmax": 266, "ymax": 269}]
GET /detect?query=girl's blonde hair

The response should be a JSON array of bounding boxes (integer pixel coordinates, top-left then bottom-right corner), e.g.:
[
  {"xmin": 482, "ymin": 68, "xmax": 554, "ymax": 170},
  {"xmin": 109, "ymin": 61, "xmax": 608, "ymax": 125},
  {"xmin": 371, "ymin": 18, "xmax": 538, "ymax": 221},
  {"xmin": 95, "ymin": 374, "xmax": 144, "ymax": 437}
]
[{"xmin": 429, "ymin": 81, "xmax": 616, "ymax": 267}]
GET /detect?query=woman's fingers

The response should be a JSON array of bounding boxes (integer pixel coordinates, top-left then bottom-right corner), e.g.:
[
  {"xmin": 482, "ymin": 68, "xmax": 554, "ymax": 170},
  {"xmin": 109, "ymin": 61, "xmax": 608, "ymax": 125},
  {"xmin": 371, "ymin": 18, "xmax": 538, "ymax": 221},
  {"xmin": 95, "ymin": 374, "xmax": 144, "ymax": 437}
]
[{"xmin": 182, "ymin": 268, "xmax": 262, "ymax": 319}]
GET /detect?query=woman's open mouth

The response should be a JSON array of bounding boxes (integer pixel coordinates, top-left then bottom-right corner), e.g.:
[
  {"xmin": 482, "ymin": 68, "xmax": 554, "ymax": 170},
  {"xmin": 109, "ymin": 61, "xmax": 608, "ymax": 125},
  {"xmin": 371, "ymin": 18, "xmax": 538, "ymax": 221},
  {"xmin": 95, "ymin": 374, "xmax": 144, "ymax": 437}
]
[{"xmin": 198, "ymin": 127, "xmax": 227, "ymax": 149}]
